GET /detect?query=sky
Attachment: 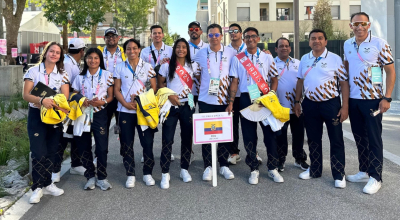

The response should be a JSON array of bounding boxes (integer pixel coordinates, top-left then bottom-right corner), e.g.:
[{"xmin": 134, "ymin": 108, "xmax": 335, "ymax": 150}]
[{"xmin": 167, "ymin": 0, "xmax": 198, "ymax": 39}]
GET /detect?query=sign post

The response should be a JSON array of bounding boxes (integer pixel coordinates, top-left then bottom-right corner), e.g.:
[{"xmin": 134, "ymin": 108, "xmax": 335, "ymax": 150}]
[{"xmin": 193, "ymin": 112, "xmax": 233, "ymax": 187}]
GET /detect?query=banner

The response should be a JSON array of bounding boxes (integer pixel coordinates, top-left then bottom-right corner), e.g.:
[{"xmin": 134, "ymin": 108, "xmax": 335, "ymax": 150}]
[{"xmin": 12, "ymin": 48, "xmax": 18, "ymax": 58}]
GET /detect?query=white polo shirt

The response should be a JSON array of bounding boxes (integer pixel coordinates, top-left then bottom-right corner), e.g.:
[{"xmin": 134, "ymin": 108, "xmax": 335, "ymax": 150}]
[
  {"xmin": 113, "ymin": 58, "xmax": 156, "ymax": 114},
  {"xmin": 140, "ymin": 42, "xmax": 173, "ymax": 69},
  {"xmin": 189, "ymin": 40, "xmax": 208, "ymax": 97},
  {"xmin": 159, "ymin": 61, "xmax": 199, "ymax": 102},
  {"xmin": 194, "ymin": 44, "xmax": 236, "ymax": 105},
  {"xmin": 101, "ymin": 46, "xmax": 124, "ymax": 73},
  {"xmin": 297, "ymin": 48, "xmax": 348, "ymax": 102},
  {"xmin": 228, "ymin": 41, "xmax": 247, "ymax": 98},
  {"xmin": 275, "ymin": 56, "xmax": 300, "ymax": 114},
  {"xmin": 64, "ymin": 54, "xmax": 81, "ymax": 83},
  {"xmin": 343, "ymin": 33, "xmax": 394, "ymax": 100},
  {"xmin": 71, "ymin": 67, "xmax": 114, "ymax": 113},
  {"xmin": 24, "ymin": 63, "xmax": 70, "ymax": 108}
]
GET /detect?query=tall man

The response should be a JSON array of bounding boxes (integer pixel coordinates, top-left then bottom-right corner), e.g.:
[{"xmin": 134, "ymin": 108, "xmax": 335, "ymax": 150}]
[
  {"xmin": 294, "ymin": 29, "xmax": 349, "ymax": 189},
  {"xmin": 274, "ymin": 37, "xmax": 309, "ymax": 172},
  {"xmin": 52, "ymin": 38, "xmax": 86, "ymax": 183},
  {"xmin": 227, "ymin": 27, "xmax": 283, "ymax": 184},
  {"xmin": 194, "ymin": 23, "xmax": 236, "ymax": 181},
  {"xmin": 344, "ymin": 12, "xmax": 396, "ymax": 194}
]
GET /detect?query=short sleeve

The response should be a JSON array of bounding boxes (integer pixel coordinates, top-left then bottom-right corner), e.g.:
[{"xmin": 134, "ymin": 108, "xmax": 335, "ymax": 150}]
[
  {"xmin": 23, "ymin": 68, "xmax": 35, "ymax": 81},
  {"xmin": 267, "ymin": 55, "xmax": 278, "ymax": 78},
  {"xmin": 191, "ymin": 62, "xmax": 200, "ymax": 78},
  {"xmin": 336, "ymin": 57, "xmax": 349, "ymax": 81},
  {"xmin": 159, "ymin": 63, "xmax": 169, "ymax": 78},
  {"xmin": 106, "ymin": 72, "xmax": 114, "ymax": 87},
  {"xmin": 343, "ymin": 51, "xmax": 347, "ymax": 61},
  {"xmin": 113, "ymin": 65, "xmax": 121, "ymax": 79},
  {"xmin": 297, "ymin": 60, "xmax": 304, "ymax": 79},
  {"xmin": 147, "ymin": 64, "xmax": 156, "ymax": 79},
  {"xmin": 140, "ymin": 49, "xmax": 147, "ymax": 63},
  {"xmin": 71, "ymin": 76, "xmax": 81, "ymax": 92},
  {"xmin": 61, "ymin": 71, "xmax": 70, "ymax": 85},
  {"xmin": 378, "ymin": 40, "xmax": 394, "ymax": 66},
  {"xmin": 229, "ymin": 56, "xmax": 239, "ymax": 78}
]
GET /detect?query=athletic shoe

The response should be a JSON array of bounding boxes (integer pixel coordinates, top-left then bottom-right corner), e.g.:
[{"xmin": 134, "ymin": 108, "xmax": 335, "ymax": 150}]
[
  {"xmin": 141, "ymin": 156, "xmax": 144, "ymax": 163},
  {"xmin": 180, "ymin": 169, "xmax": 192, "ymax": 183},
  {"xmin": 96, "ymin": 179, "xmax": 112, "ymax": 191},
  {"xmin": 363, "ymin": 177, "xmax": 382, "ymax": 194},
  {"xmin": 294, "ymin": 160, "xmax": 309, "ymax": 170},
  {"xmin": 346, "ymin": 171, "xmax": 369, "ymax": 182},
  {"xmin": 202, "ymin": 166, "xmax": 212, "ymax": 181},
  {"xmin": 52, "ymin": 172, "xmax": 61, "ymax": 183},
  {"xmin": 219, "ymin": 166, "xmax": 234, "ymax": 180},
  {"xmin": 29, "ymin": 188, "xmax": 43, "ymax": 204},
  {"xmin": 335, "ymin": 176, "xmax": 346, "ymax": 188},
  {"xmin": 171, "ymin": 154, "xmax": 175, "ymax": 161},
  {"xmin": 249, "ymin": 170, "xmax": 259, "ymax": 185},
  {"xmin": 84, "ymin": 177, "xmax": 96, "ymax": 190},
  {"xmin": 160, "ymin": 173, "xmax": 170, "ymax": 189},
  {"xmin": 43, "ymin": 183, "xmax": 64, "ymax": 196},
  {"xmin": 126, "ymin": 176, "xmax": 135, "ymax": 188},
  {"xmin": 299, "ymin": 168, "xmax": 312, "ymax": 180},
  {"xmin": 228, "ymin": 154, "xmax": 241, "ymax": 165},
  {"xmin": 278, "ymin": 163, "xmax": 285, "ymax": 172},
  {"xmin": 143, "ymin": 174, "xmax": 155, "ymax": 186},
  {"xmin": 268, "ymin": 169, "xmax": 284, "ymax": 183},
  {"xmin": 70, "ymin": 166, "xmax": 86, "ymax": 176}
]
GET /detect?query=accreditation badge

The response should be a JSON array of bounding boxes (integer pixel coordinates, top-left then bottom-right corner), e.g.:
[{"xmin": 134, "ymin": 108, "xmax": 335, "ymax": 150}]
[
  {"xmin": 370, "ymin": 67, "xmax": 383, "ymax": 85},
  {"xmin": 247, "ymin": 84, "xmax": 261, "ymax": 103},
  {"xmin": 208, "ymin": 78, "xmax": 220, "ymax": 96},
  {"xmin": 188, "ymin": 93, "xmax": 194, "ymax": 109}
]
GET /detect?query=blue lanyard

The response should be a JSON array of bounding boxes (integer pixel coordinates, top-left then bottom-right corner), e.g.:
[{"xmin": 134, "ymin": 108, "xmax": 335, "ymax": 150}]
[
  {"xmin": 312, "ymin": 57, "xmax": 322, "ymax": 67},
  {"xmin": 245, "ymin": 49, "xmax": 260, "ymax": 67},
  {"xmin": 189, "ymin": 41, "xmax": 200, "ymax": 50},
  {"xmin": 238, "ymin": 42, "xmax": 245, "ymax": 53},
  {"xmin": 82, "ymin": 69, "xmax": 103, "ymax": 97},
  {"xmin": 207, "ymin": 47, "xmax": 224, "ymax": 77},
  {"xmin": 125, "ymin": 61, "xmax": 136, "ymax": 78}
]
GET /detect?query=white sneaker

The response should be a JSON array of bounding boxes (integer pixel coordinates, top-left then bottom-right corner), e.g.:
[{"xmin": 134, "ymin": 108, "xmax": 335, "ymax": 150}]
[
  {"xmin": 70, "ymin": 166, "xmax": 86, "ymax": 176},
  {"xmin": 141, "ymin": 156, "xmax": 144, "ymax": 163},
  {"xmin": 143, "ymin": 174, "xmax": 155, "ymax": 186},
  {"xmin": 363, "ymin": 177, "xmax": 382, "ymax": 194},
  {"xmin": 228, "ymin": 154, "xmax": 241, "ymax": 165},
  {"xmin": 96, "ymin": 179, "xmax": 112, "ymax": 191},
  {"xmin": 219, "ymin": 166, "xmax": 234, "ymax": 180},
  {"xmin": 160, "ymin": 173, "xmax": 170, "ymax": 189},
  {"xmin": 52, "ymin": 172, "xmax": 60, "ymax": 183},
  {"xmin": 180, "ymin": 169, "xmax": 192, "ymax": 183},
  {"xmin": 268, "ymin": 169, "xmax": 284, "ymax": 183},
  {"xmin": 171, "ymin": 154, "xmax": 175, "ymax": 161},
  {"xmin": 202, "ymin": 166, "xmax": 212, "ymax": 181},
  {"xmin": 43, "ymin": 183, "xmax": 64, "ymax": 196},
  {"xmin": 346, "ymin": 171, "xmax": 369, "ymax": 182},
  {"xmin": 335, "ymin": 176, "xmax": 346, "ymax": 189},
  {"xmin": 126, "ymin": 176, "xmax": 135, "ymax": 188},
  {"xmin": 256, "ymin": 154, "xmax": 263, "ymax": 164},
  {"xmin": 299, "ymin": 168, "xmax": 312, "ymax": 180},
  {"xmin": 29, "ymin": 188, "xmax": 43, "ymax": 204},
  {"xmin": 93, "ymin": 157, "xmax": 97, "ymax": 168},
  {"xmin": 249, "ymin": 170, "xmax": 259, "ymax": 185},
  {"xmin": 84, "ymin": 177, "xmax": 96, "ymax": 190}
]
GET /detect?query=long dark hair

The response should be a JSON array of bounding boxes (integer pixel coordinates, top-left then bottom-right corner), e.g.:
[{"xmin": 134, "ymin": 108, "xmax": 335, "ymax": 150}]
[
  {"xmin": 80, "ymin": 48, "xmax": 106, "ymax": 75},
  {"xmin": 168, "ymin": 38, "xmax": 192, "ymax": 81},
  {"xmin": 39, "ymin": 41, "xmax": 64, "ymax": 73}
]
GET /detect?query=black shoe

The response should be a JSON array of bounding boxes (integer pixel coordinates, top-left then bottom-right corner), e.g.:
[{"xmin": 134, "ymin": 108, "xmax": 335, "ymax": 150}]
[
  {"xmin": 277, "ymin": 163, "xmax": 285, "ymax": 172},
  {"xmin": 294, "ymin": 160, "xmax": 309, "ymax": 170}
]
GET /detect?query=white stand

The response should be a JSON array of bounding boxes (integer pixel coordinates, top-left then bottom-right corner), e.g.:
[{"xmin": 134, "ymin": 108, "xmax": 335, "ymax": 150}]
[{"xmin": 211, "ymin": 142, "xmax": 217, "ymax": 187}]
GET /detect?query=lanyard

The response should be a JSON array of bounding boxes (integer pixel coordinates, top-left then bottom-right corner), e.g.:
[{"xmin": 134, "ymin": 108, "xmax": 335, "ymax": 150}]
[
  {"xmin": 148, "ymin": 45, "xmax": 163, "ymax": 66},
  {"xmin": 353, "ymin": 42, "xmax": 371, "ymax": 67},
  {"xmin": 207, "ymin": 47, "xmax": 224, "ymax": 78},
  {"xmin": 125, "ymin": 61, "xmax": 145, "ymax": 87},
  {"xmin": 82, "ymin": 69, "xmax": 103, "ymax": 97},
  {"xmin": 19, "ymin": 56, "xmax": 23, "ymax": 64},
  {"xmin": 43, "ymin": 63, "xmax": 50, "ymax": 86},
  {"xmin": 303, "ymin": 56, "xmax": 322, "ymax": 79},
  {"xmin": 278, "ymin": 58, "xmax": 290, "ymax": 79},
  {"xmin": 189, "ymin": 41, "xmax": 200, "ymax": 50},
  {"xmin": 238, "ymin": 42, "xmax": 245, "ymax": 53},
  {"xmin": 66, "ymin": 54, "xmax": 77, "ymax": 66},
  {"xmin": 104, "ymin": 47, "xmax": 119, "ymax": 69}
]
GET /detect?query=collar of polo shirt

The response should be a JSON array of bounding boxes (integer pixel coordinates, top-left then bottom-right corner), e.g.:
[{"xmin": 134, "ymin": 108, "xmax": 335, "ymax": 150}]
[
  {"xmin": 151, "ymin": 42, "xmax": 166, "ymax": 51},
  {"xmin": 85, "ymin": 67, "xmax": 101, "ymax": 78},
  {"xmin": 350, "ymin": 31, "xmax": 372, "ymax": 44},
  {"xmin": 275, "ymin": 56, "xmax": 295, "ymax": 63},
  {"xmin": 39, "ymin": 62, "xmax": 59, "ymax": 74},
  {"xmin": 207, "ymin": 44, "xmax": 224, "ymax": 53},
  {"xmin": 309, "ymin": 47, "xmax": 328, "ymax": 59}
]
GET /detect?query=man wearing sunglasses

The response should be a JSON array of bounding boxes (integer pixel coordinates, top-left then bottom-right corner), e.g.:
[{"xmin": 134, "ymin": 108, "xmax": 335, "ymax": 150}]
[
  {"xmin": 343, "ymin": 12, "xmax": 396, "ymax": 194},
  {"xmin": 227, "ymin": 27, "xmax": 282, "ymax": 184},
  {"xmin": 193, "ymin": 23, "xmax": 237, "ymax": 181}
]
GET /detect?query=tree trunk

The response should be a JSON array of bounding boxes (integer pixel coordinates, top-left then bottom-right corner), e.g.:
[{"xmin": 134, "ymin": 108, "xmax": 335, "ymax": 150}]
[
  {"xmin": 114, "ymin": 0, "xmax": 118, "ymax": 30},
  {"xmin": 91, "ymin": 23, "xmax": 98, "ymax": 46},
  {"xmin": 3, "ymin": 0, "xmax": 27, "ymax": 65},
  {"xmin": 62, "ymin": 24, "xmax": 68, "ymax": 52}
]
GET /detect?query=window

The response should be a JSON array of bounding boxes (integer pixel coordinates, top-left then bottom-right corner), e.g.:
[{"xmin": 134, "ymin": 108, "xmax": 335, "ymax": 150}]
[
  {"xmin": 304, "ymin": 6, "xmax": 314, "ymax": 20},
  {"xmin": 201, "ymin": 6, "xmax": 208, "ymax": 10},
  {"xmin": 282, "ymin": 33, "xmax": 294, "ymax": 42},
  {"xmin": 260, "ymin": 8, "xmax": 268, "ymax": 21},
  {"xmin": 237, "ymin": 7, "xmax": 250, "ymax": 21},
  {"xmin": 277, "ymin": 8, "xmax": 290, "ymax": 20},
  {"xmin": 350, "ymin": 5, "xmax": 361, "ymax": 17},
  {"xmin": 331, "ymin": 6, "xmax": 340, "ymax": 20}
]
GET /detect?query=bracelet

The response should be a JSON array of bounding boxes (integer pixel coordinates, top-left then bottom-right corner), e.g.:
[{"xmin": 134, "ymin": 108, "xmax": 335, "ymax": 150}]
[
  {"xmin": 40, "ymin": 97, "xmax": 44, "ymax": 105},
  {"xmin": 294, "ymin": 100, "xmax": 300, "ymax": 104}
]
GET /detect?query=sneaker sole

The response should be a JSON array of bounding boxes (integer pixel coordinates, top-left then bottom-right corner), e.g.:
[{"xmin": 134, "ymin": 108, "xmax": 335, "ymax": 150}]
[
  {"xmin": 346, "ymin": 178, "xmax": 369, "ymax": 183},
  {"xmin": 143, "ymin": 181, "xmax": 155, "ymax": 186},
  {"xmin": 180, "ymin": 175, "xmax": 192, "ymax": 183},
  {"xmin": 43, "ymin": 190, "xmax": 64, "ymax": 196},
  {"xmin": 84, "ymin": 185, "xmax": 95, "ymax": 190},
  {"xmin": 96, "ymin": 184, "xmax": 111, "ymax": 191}
]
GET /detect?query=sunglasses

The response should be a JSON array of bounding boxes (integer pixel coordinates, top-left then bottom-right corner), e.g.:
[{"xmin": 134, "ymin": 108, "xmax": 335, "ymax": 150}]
[
  {"xmin": 351, "ymin": 22, "xmax": 370, "ymax": 27},
  {"xmin": 189, "ymin": 27, "xmax": 200, "ymax": 32},
  {"xmin": 228, "ymin": 30, "xmax": 241, "ymax": 34},
  {"xmin": 208, "ymin": 33, "xmax": 221, "ymax": 38}
]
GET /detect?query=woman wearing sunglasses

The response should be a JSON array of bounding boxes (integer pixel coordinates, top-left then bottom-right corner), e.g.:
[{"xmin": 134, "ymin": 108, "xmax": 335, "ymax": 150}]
[
  {"xmin": 71, "ymin": 48, "xmax": 114, "ymax": 191},
  {"xmin": 157, "ymin": 38, "xmax": 199, "ymax": 189},
  {"xmin": 23, "ymin": 42, "xmax": 69, "ymax": 204}
]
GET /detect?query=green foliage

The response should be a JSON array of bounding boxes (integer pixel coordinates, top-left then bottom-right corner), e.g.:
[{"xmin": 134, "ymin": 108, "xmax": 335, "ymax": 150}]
[{"xmin": 312, "ymin": 0, "xmax": 334, "ymax": 40}]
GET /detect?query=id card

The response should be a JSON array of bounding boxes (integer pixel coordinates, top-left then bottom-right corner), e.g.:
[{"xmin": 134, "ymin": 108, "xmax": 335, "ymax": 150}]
[
  {"xmin": 370, "ymin": 67, "xmax": 383, "ymax": 85},
  {"xmin": 208, "ymin": 78, "xmax": 220, "ymax": 96},
  {"xmin": 247, "ymin": 84, "xmax": 261, "ymax": 102},
  {"xmin": 188, "ymin": 93, "xmax": 194, "ymax": 109}
]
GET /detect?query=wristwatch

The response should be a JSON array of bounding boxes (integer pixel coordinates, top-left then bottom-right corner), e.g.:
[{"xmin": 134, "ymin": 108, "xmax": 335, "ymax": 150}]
[
  {"xmin": 294, "ymin": 100, "xmax": 300, "ymax": 104},
  {"xmin": 104, "ymin": 99, "xmax": 108, "ymax": 104},
  {"xmin": 383, "ymin": 96, "xmax": 392, "ymax": 103}
]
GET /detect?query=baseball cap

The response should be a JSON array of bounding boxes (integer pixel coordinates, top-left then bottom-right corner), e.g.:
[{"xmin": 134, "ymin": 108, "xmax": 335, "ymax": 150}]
[
  {"xmin": 68, "ymin": 38, "xmax": 86, "ymax": 49},
  {"xmin": 104, "ymin": 28, "xmax": 118, "ymax": 36},
  {"xmin": 188, "ymin": 21, "xmax": 201, "ymax": 29}
]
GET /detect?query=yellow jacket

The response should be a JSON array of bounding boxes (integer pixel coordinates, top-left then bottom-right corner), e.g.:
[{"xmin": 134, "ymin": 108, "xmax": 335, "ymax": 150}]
[
  {"xmin": 97, "ymin": 45, "xmax": 126, "ymax": 61},
  {"xmin": 41, "ymin": 94, "xmax": 71, "ymax": 124},
  {"xmin": 255, "ymin": 91, "xmax": 290, "ymax": 123},
  {"xmin": 136, "ymin": 89, "xmax": 159, "ymax": 129},
  {"xmin": 68, "ymin": 93, "xmax": 86, "ymax": 121}
]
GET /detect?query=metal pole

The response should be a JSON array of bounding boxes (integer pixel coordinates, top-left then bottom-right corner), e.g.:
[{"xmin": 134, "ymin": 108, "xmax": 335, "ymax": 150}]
[
  {"xmin": 294, "ymin": 0, "xmax": 300, "ymax": 59},
  {"xmin": 395, "ymin": 0, "xmax": 400, "ymax": 100},
  {"xmin": 223, "ymin": 2, "xmax": 226, "ymax": 45},
  {"xmin": 211, "ymin": 142, "xmax": 217, "ymax": 187}
]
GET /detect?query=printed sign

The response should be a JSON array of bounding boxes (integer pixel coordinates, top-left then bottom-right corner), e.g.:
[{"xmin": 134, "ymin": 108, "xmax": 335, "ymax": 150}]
[
  {"xmin": 11, "ymin": 48, "xmax": 18, "ymax": 58},
  {"xmin": 193, "ymin": 112, "xmax": 233, "ymax": 144}
]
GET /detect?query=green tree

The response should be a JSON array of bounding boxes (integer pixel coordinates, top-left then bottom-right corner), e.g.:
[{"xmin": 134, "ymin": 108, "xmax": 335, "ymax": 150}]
[
  {"xmin": 171, "ymin": 33, "xmax": 180, "ymax": 42},
  {"xmin": 312, "ymin": 0, "xmax": 334, "ymax": 40}
]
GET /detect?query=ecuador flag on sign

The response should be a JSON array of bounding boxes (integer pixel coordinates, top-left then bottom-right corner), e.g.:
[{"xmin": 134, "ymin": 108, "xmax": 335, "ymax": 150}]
[{"xmin": 204, "ymin": 121, "xmax": 223, "ymax": 135}]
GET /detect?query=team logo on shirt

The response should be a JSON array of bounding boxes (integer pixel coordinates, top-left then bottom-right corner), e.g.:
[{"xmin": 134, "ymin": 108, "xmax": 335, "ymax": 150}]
[
  {"xmin": 125, "ymin": 75, "xmax": 129, "ymax": 78},
  {"xmin": 293, "ymin": 65, "xmax": 298, "ymax": 70},
  {"xmin": 348, "ymin": 51, "xmax": 352, "ymax": 54},
  {"xmin": 321, "ymin": 63, "xmax": 327, "ymax": 68},
  {"xmin": 364, "ymin": 48, "xmax": 370, "ymax": 54},
  {"xmin": 138, "ymin": 71, "xmax": 145, "ymax": 78},
  {"xmin": 222, "ymin": 57, "xmax": 228, "ymax": 62}
]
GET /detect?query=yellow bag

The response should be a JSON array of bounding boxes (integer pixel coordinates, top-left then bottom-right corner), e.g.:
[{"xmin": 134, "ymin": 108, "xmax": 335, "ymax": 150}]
[
  {"xmin": 40, "ymin": 94, "xmax": 71, "ymax": 124},
  {"xmin": 255, "ymin": 90, "xmax": 290, "ymax": 123},
  {"xmin": 136, "ymin": 89, "xmax": 159, "ymax": 129}
]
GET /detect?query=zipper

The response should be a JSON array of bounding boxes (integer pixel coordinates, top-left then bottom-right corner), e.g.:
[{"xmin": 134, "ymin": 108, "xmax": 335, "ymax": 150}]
[{"xmin": 91, "ymin": 76, "xmax": 94, "ymax": 89}]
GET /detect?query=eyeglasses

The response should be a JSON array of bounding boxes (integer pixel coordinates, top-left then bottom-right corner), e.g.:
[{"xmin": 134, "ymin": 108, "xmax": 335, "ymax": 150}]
[
  {"xmin": 278, "ymin": 45, "xmax": 290, "ymax": 48},
  {"xmin": 244, "ymin": 35, "xmax": 258, "ymax": 40},
  {"xmin": 105, "ymin": 35, "xmax": 118, "ymax": 39},
  {"xmin": 189, "ymin": 27, "xmax": 200, "ymax": 32},
  {"xmin": 208, "ymin": 33, "xmax": 221, "ymax": 38},
  {"xmin": 351, "ymin": 22, "xmax": 370, "ymax": 27},
  {"xmin": 228, "ymin": 30, "xmax": 241, "ymax": 34}
]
